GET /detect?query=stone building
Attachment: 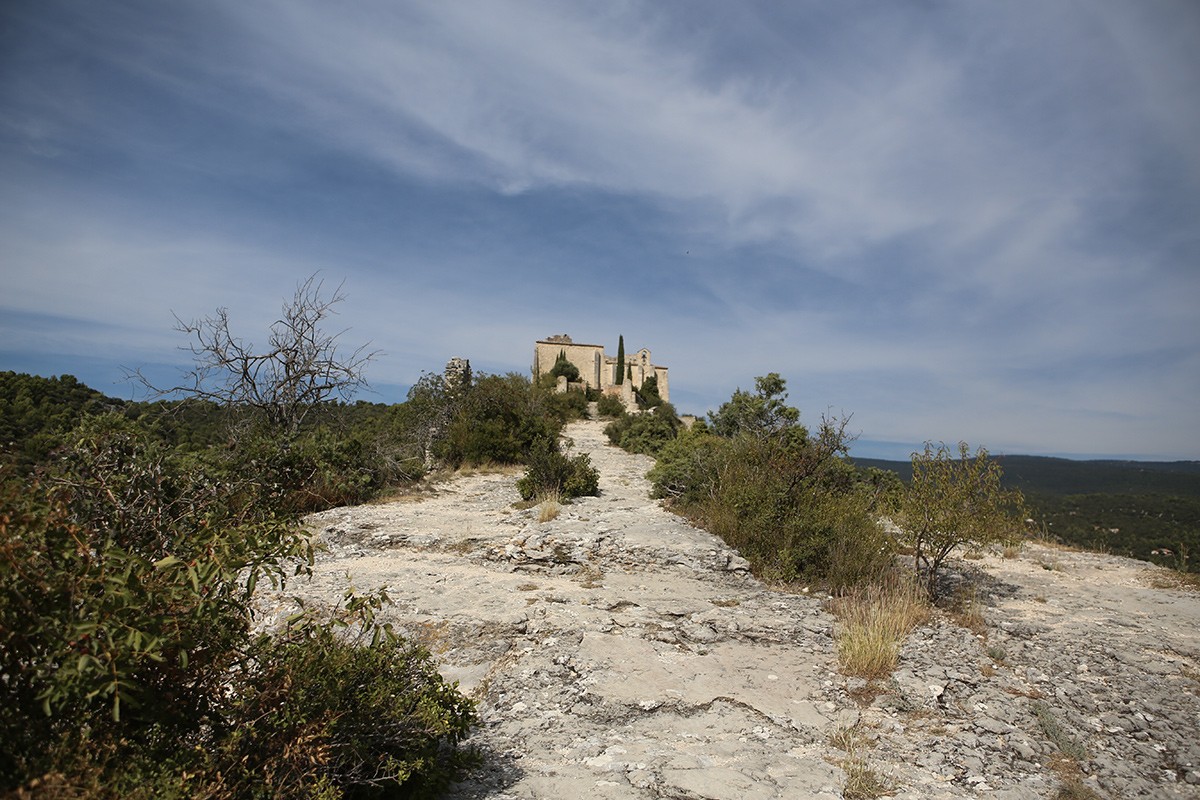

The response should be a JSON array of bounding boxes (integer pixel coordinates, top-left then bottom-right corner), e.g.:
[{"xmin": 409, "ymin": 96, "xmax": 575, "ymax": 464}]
[{"xmin": 532, "ymin": 334, "xmax": 669, "ymax": 406}]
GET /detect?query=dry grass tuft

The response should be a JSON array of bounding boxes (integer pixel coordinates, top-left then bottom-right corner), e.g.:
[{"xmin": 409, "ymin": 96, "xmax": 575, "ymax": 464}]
[
  {"xmin": 455, "ymin": 461, "xmax": 524, "ymax": 477},
  {"xmin": 1049, "ymin": 757, "xmax": 1104, "ymax": 800},
  {"xmin": 842, "ymin": 758, "xmax": 892, "ymax": 800},
  {"xmin": 830, "ymin": 572, "xmax": 930, "ymax": 679},
  {"xmin": 536, "ymin": 491, "xmax": 562, "ymax": 522},
  {"xmin": 829, "ymin": 725, "xmax": 892, "ymax": 800},
  {"xmin": 411, "ymin": 619, "xmax": 454, "ymax": 654},
  {"xmin": 573, "ymin": 564, "xmax": 605, "ymax": 589},
  {"xmin": 1145, "ymin": 569, "xmax": 1200, "ymax": 593}
]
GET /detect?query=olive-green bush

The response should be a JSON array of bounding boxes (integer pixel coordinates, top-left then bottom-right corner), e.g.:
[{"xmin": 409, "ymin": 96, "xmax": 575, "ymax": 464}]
[
  {"xmin": 604, "ymin": 404, "xmax": 681, "ymax": 456},
  {"xmin": 540, "ymin": 384, "xmax": 589, "ymax": 423},
  {"xmin": 548, "ymin": 350, "xmax": 580, "ymax": 383},
  {"xmin": 426, "ymin": 373, "xmax": 560, "ymax": 467},
  {"xmin": 0, "ymin": 414, "xmax": 476, "ymax": 796},
  {"xmin": 899, "ymin": 441, "xmax": 1024, "ymax": 597},
  {"xmin": 516, "ymin": 437, "xmax": 600, "ymax": 502},
  {"xmin": 648, "ymin": 377, "xmax": 892, "ymax": 591},
  {"xmin": 595, "ymin": 393, "xmax": 627, "ymax": 418}
]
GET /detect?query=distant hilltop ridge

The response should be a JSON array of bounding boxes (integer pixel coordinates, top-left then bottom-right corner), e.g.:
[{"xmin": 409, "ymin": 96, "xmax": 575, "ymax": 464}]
[
  {"xmin": 852, "ymin": 454, "xmax": 1200, "ymax": 496},
  {"xmin": 532, "ymin": 334, "xmax": 669, "ymax": 405}
]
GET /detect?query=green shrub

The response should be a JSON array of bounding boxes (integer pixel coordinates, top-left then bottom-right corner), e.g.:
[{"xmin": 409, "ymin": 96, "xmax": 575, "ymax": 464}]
[
  {"xmin": 436, "ymin": 373, "xmax": 560, "ymax": 467},
  {"xmin": 205, "ymin": 620, "xmax": 476, "ymax": 798},
  {"xmin": 707, "ymin": 373, "xmax": 799, "ymax": 439},
  {"xmin": 0, "ymin": 414, "xmax": 476, "ymax": 796},
  {"xmin": 516, "ymin": 438, "xmax": 600, "ymax": 501},
  {"xmin": 636, "ymin": 376, "xmax": 662, "ymax": 409},
  {"xmin": 647, "ymin": 426, "xmax": 728, "ymax": 504},
  {"xmin": 688, "ymin": 435, "xmax": 889, "ymax": 587},
  {"xmin": 595, "ymin": 393, "xmax": 627, "ymax": 419},
  {"xmin": 541, "ymin": 384, "xmax": 589, "ymax": 423},
  {"xmin": 604, "ymin": 404, "xmax": 681, "ymax": 455},
  {"xmin": 647, "ymin": 376, "xmax": 893, "ymax": 589},
  {"xmin": 548, "ymin": 350, "xmax": 580, "ymax": 383}
]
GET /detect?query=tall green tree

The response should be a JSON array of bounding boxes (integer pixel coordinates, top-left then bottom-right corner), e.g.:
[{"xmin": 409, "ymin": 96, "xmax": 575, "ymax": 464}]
[{"xmin": 616, "ymin": 335, "xmax": 625, "ymax": 385}]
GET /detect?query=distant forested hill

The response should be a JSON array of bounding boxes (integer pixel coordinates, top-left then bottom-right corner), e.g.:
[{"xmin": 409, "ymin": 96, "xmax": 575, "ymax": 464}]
[
  {"xmin": 854, "ymin": 454, "xmax": 1200, "ymax": 498},
  {"xmin": 0, "ymin": 371, "xmax": 130, "ymax": 470},
  {"xmin": 853, "ymin": 453, "xmax": 1200, "ymax": 571}
]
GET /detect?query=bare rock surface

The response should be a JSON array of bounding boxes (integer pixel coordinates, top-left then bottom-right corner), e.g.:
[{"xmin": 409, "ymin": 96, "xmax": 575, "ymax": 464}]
[{"xmin": 263, "ymin": 418, "xmax": 1200, "ymax": 799}]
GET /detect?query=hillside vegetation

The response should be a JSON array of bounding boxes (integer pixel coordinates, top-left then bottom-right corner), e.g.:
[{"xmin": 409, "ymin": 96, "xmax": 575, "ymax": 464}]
[
  {"xmin": 854, "ymin": 455, "xmax": 1200, "ymax": 572},
  {"xmin": 0, "ymin": 282, "xmax": 599, "ymax": 798}
]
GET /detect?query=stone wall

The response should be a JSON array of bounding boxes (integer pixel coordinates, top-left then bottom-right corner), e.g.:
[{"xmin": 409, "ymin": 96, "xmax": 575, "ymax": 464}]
[{"xmin": 533, "ymin": 335, "xmax": 603, "ymax": 390}]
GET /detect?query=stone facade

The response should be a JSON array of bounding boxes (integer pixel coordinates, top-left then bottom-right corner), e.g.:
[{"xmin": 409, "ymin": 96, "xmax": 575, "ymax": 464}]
[{"xmin": 533, "ymin": 334, "xmax": 669, "ymax": 404}]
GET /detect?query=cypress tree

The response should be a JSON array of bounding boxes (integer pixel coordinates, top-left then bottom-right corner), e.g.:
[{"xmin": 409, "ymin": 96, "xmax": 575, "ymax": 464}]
[{"xmin": 616, "ymin": 335, "xmax": 625, "ymax": 385}]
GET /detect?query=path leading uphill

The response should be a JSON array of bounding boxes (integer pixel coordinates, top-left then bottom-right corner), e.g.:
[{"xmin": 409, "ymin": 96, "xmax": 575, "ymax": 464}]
[{"xmin": 262, "ymin": 417, "xmax": 1200, "ymax": 799}]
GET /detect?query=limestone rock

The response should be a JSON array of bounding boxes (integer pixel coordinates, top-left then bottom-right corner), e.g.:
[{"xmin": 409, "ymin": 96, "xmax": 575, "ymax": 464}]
[{"xmin": 258, "ymin": 418, "xmax": 1200, "ymax": 800}]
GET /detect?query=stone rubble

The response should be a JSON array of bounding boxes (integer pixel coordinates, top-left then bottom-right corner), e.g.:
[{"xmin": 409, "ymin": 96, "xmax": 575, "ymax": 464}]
[{"xmin": 261, "ymin": 416, "xmax": 1200, "ymax": 799}]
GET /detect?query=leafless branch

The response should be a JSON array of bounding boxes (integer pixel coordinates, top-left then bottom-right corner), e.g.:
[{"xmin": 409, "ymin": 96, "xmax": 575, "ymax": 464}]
[{"xmin": 131, "ymin": 275, "xmax": 380, "ymax": 436}]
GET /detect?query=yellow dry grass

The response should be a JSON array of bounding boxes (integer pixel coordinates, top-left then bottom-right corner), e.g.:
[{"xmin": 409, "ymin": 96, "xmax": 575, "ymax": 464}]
[
  {"xmin": 830, "ymin": 572, "xmax": 930, "ymax": 679},
  {"xmin": 536, "ymin": 491, "xmax": 562, "ymax": 522}
]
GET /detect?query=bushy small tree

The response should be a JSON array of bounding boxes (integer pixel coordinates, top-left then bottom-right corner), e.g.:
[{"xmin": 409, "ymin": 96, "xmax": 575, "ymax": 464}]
[
  {"xmin": 708, "ymin": 373, "xmax": 799, "ymax": 440},
  {"xmin": 540, "ymin": 382, "xmax": 589, "ymax": 423},
  {"xmin": 900, "ymin": 442, "xmax": 1024, "ymax": 598},
  {"xmin": 648, "ymin": 375, "xmax": 890, "ymax": 589},
  {"xmin": 516, "ymin": 438, "xmax": 600, "ymax": 502},
  {"xmin": 605, "ymin": 403, "xmax": 680, "ymax": 455},
  {"xmin": 636, "ymin": 375, "xmax": 663, "ymax": 409},
  {"xmin": 549, "ymin": 350, "xmax": 580, "ymax": 383},
  {"xmin": 595, "ymin": 393, "xmax": 627, "ymax": 418},
  {"xmin": 437, "ymin": 373, "xmax": 559, "ymax": 467}
]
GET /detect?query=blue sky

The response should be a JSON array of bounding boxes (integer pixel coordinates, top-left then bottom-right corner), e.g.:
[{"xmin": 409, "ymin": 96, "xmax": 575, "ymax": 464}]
[{"xmin": 2, "ymin": 1, "xmax": 1198, "ymax": 460}]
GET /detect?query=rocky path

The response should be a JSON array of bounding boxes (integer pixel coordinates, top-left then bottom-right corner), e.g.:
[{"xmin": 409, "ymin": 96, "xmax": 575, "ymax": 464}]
[{"xmin": 268, "ymin": 418, "xmax": 1200, "ymax": 799}]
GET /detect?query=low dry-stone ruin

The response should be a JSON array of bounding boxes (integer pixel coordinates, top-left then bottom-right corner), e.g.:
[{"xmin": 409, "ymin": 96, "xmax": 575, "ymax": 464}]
[{"xmin": 260, "ymin": 416, "xmax": 1200, "ymax": 799}]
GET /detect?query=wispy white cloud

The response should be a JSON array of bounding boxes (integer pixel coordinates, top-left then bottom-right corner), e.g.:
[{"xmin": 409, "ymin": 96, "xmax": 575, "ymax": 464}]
[{"xmin": 2, "ymin": 0, "xmax": 1197, "ymax": 457}]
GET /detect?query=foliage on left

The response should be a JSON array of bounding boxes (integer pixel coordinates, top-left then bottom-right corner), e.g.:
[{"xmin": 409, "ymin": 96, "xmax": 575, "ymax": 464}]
[
  {"xmin": 1, "ymin": 278, "xmax": 476, "ymax": 797},
  {"xmin": 0, "ymin": 413, "xmax": 476, "ymax": 797}
]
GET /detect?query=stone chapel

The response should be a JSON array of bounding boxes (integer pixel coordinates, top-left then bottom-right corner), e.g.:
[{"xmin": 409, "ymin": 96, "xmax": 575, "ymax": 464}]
[{"xmin": 532, "ymin": 334, "xmax": 669, "ymax": 407}]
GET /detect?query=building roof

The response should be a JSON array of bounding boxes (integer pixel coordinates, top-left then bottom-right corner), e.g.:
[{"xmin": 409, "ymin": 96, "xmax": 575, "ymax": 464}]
[{"xmin": 536, "ymin": 338, "xmax": 605, "ymax": 349}]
